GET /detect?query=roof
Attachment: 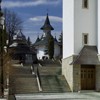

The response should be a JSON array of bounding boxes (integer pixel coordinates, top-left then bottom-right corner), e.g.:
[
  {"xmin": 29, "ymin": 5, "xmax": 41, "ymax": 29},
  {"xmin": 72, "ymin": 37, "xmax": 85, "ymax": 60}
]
[
  {"xmin": 34, "ymin": 34, "xmax": 60, "ymax": 46},
  {"xmin": 11, "ymin": 43, "xmax": 35, "ymax": 54},
  {"xmin": 40, "ymin": 13, "xmax": 54, "ymax": 30},
  {"xmin": 34, "ymin": 36, "xmax": 48, "ymax": 46},
  {"xmin": 71, "ymin": 46, "xmax": 100, "ymax": 65},
  {"xmin": 13, "ymin": 30, "xmax": 26, "ymax": 41},
  {"xmin": 9, "ymin": 34, "xmax": 35, "ymax": 55},
  {"xmin": 34, "ymin": 36, "xmax": 40, "ymax": 43}
]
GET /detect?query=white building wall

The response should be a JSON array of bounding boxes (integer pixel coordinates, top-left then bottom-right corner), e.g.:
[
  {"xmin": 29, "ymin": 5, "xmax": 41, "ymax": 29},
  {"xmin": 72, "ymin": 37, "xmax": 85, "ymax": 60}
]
[
  {"xmin": 36, "ymin": 44, "xmax": 60, "ymax": 59},
  {"xmin": 74, "ymin": 0, "xmax": 97, "ymax": 54},
  {"xmin": 36, "ymin": 45, "xmax": 46, "ymax": 59},
  {"xmin": 98, "ymin": 0, "xmax": 100, "ymax": 54},
  {"xmin": 63, "ymin": 0, "xmax": 74, "ymax": 59},
  {"xmin": 63, "ymin": 0, "xmax": 97, "ymax": 58}
]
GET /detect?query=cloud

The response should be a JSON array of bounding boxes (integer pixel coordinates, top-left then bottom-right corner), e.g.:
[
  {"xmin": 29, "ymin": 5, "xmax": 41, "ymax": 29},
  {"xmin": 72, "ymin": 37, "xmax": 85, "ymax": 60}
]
[
  {"xmin": 2, "ymin": 0, "xmax": 61, "ymax": 8},
  {"xmin": 29, "ymin": 16, "xmax": 62, "ymax": 23}
]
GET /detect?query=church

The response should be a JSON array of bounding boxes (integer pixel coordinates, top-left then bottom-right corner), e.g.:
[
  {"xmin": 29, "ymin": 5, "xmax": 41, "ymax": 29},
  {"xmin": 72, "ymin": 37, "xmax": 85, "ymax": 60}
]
[
  {"xmin": 34, "ymin": 13, "xmax": 61, "ymax": 60},
  {"xmin": 62, "ymin": 0, "xmax": 100, "ymax": 91},
  {"xmin": 9, "ymin": 30, "xmax": 37, "ymax": 64}
]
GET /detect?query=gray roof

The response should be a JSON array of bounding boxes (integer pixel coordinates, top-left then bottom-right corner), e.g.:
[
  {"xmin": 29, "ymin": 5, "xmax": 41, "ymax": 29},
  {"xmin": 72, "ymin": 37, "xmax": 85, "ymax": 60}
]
[
  {"xmin": 34, "ymin": 35, "xmax": 60, "ymax": 46},
  {"xmin": 71, "ymin": 46, "xmax": 100, "ymax": 65},
  {"xmin": 35, "ymin": 36, "xmax": 40, "ymax": 43},
  {"xmin": 34, "ymin": 36, "xmax": 48, "ymax": 46},
  {"xmin": 40, "ymin": 13, "xmax": 54, "ymax": 30}
]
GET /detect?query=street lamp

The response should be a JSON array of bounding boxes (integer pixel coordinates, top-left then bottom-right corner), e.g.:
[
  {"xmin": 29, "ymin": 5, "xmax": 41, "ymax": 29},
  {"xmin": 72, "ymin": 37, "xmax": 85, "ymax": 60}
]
[{"xmin": 0, "ymin": 9, "xmax": 5, "ymax": 97}]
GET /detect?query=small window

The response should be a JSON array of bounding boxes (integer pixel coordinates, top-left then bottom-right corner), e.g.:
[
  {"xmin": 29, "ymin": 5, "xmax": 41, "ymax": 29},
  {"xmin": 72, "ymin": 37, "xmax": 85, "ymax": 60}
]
[
  {"xmin": 82, "ymin": 0, "xmax": 88, "ymax": 9},
  {"xmin": 83, "ymin": 33, "xmax": 88, "ymax": 45}
]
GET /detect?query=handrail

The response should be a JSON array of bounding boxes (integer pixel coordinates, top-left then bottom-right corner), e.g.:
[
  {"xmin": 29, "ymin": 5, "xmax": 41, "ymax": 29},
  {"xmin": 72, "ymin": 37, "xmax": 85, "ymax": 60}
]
[{"xmin": 36, "ymin": 67, "xmax": 42, "ymax": 92}]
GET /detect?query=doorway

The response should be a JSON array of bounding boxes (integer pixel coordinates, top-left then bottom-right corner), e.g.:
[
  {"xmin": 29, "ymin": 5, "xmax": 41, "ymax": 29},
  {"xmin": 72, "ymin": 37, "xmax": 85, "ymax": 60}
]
[{"xmin": 81, "ymin": 65, "xmax": 95, "ymax": 90}]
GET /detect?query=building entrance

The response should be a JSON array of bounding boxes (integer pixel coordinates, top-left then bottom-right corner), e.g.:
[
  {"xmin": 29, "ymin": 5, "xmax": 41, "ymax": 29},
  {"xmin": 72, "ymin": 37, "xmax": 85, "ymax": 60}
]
[{"xmin": 81, "ymin": 65, "xmax": 95, "ymax": 90}]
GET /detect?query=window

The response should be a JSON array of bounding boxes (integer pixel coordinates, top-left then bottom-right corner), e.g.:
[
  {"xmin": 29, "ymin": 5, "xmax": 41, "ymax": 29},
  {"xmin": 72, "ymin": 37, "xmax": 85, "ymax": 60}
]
[
  {"xmin": 82, "ymin": 0, "xmax": 88, "ymax": 9},
  {"xmin": 83, "ymin": 33, "xmax": 88, "ymax": 45}
]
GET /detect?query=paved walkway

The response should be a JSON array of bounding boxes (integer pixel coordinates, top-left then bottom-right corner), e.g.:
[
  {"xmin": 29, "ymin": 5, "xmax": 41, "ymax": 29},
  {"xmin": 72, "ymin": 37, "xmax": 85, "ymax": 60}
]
[{"xmin": 15, "ymin": 92, "xmax": 100, "ymax": 100}]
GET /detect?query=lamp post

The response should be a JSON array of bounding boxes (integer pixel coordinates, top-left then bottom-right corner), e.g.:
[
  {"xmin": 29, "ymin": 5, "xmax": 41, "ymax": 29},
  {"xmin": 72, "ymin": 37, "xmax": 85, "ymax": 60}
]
[{"xmin": 0, "ymin": 2, "xmax": 5, "ymax": 97}]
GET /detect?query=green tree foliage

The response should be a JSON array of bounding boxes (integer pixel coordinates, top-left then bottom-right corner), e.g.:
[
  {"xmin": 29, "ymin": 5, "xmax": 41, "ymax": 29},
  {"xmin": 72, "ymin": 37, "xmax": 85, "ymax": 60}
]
[
  {"xmin": 27, "ymin": 36, "xmax": 31, "ymax": 46},
  {"xmin": 58, "ymin": 32, "xmax": 63, "ymax": 43},
  {"xmin": 58, "ymin": 32, "xmax": 63, "ymax": 58},
  {"xmin": 3, "ymin": 26, "xmax": 8, "ymax": 46},
  {"xmin": 48, "ymin": 35, "xmax": 54, "ymax": 59},
  {"xmin": 0, "ymin": 26, "xmax": 8, "ymax": 49}
]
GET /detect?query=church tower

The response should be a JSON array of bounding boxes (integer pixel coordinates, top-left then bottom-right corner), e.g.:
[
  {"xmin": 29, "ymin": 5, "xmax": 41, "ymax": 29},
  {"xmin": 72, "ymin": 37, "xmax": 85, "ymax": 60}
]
[
  {"xmin": 40, "ymin": 13, "xmax": 54, "ymax": 37},
  {"xmin": 34, "ymin": 13, "xmax": 60, "ymax": 60},
  {"xmin": 62, "ymin": 0, "xmax": 100, "ymax": 92}
]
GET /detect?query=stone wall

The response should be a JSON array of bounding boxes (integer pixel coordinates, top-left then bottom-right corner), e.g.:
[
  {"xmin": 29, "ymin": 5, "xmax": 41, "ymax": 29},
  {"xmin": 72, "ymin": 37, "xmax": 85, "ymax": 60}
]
[
  {"xmin": 62, "ymin": 55, "xmax": 80, "ymax": 91},
  {"xmin": 73, "ymin": 65, "xmax": 81, "ymax": 91},
  {"xmin": 62, "ymin": 56, "xmax": 73, "ymax": 91}
]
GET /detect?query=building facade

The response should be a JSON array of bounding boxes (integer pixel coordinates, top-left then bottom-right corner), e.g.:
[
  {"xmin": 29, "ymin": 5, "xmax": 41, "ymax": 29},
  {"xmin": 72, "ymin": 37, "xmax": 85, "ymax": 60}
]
[{"xmin": 62, "ymin": 0, "xmax": 100, "ymax": 91}]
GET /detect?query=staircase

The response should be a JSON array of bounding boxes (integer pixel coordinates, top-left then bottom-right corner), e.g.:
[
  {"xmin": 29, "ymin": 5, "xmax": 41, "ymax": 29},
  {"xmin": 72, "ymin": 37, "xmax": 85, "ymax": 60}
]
[
  {"xmin": 14, "ymin": 77, "xmax": 38, "ymax": 94},
  {"xmin": 9, "ymin": 65, "xmax": 39, "ymax": 95},
  {"xmin": 38, "ymin": 67, "xmax": 61, "ymax": 75},
  {"xmin": 40, "ymin": 75, "xmax": 70, "ymax": 93},
  {"xmin": 34, "ymin": 59, "xmax": 70, "ymax": 93},
  {"xmin": 38, "ymin": 59, "xmax": 61, "ymax": 67},
  {"xmin": 9, "ymin": 59, "xmax": 70, "ymax": 98}
]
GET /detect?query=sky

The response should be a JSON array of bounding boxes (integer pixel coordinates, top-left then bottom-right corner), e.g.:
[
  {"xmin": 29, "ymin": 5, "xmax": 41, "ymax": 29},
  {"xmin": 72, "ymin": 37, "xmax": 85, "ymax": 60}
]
[{"xmin": 2, "ymin": 0, "xmax": 62, "ymax": 43}]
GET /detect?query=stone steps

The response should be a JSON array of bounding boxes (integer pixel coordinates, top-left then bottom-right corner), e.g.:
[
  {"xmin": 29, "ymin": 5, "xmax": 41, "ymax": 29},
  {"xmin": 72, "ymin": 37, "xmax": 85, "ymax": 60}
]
[
  {"xmin": 8, "ymin": 95, "xmax": 16, "ymax": 100},
  {"xmin": 38, "ymin": 67, "xmax": 61, "ymax": 75},
  {"xmin": 12, "ymin": 74, "xmax": 36, "ymax": 78},
  {"xmin": 40, "ymin": 75, "xmax": 70, "ymax": 93},
  {"xmin": 9, "ymin": 61, "xmax": 70, "ymax": 95},
  {"xmin": 38, "ymin": 59, "xmax": 61, "ymax": 67},
  {"xmin": 12, "ymin": 77, "xmax": 39, "ymax": 94}
]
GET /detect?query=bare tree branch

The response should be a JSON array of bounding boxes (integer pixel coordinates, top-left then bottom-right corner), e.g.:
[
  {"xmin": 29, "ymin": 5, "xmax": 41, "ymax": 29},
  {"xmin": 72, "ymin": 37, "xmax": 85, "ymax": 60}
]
[{"xmin": 4, "ymin": 9, "xmax": 23, "ymax": 35}]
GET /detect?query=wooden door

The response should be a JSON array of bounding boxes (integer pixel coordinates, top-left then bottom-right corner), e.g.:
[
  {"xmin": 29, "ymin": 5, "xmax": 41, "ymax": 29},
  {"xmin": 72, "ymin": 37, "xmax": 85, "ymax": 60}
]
[{"xmin": 81, "ymin": 65, "xmax": 95, "ymax": 90}]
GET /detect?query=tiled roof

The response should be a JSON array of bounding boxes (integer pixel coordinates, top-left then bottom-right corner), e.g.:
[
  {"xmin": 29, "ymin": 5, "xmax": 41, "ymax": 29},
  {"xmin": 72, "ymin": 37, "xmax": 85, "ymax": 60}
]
[{"xmin": 71, "ymin": 46, "xmax": 100, "ymax": 65}]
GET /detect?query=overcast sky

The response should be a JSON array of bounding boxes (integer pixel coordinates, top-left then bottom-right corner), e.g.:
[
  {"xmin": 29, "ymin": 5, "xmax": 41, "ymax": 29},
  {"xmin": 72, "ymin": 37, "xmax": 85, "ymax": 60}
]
[{"xmin": 2, "ymin": 0, "xmax": 62, "ymax": 43}]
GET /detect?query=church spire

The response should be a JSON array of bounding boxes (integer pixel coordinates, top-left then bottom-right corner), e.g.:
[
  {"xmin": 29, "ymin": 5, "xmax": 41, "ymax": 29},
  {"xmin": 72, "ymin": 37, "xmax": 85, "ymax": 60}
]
[{"xmin": 40, "ymin": 13, "xmax": 54, "ymax": 30}]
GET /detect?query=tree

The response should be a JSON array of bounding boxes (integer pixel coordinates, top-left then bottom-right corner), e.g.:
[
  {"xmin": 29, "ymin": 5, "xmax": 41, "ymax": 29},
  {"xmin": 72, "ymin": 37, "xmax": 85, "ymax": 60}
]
[
  {"xmin": 4, "ymin": 9, "xmax": 23, "ymax": 36},
  {"xmin": 48, "ymin": 35, "xmax": 54, "ymax": 59},
  {"xmin": 27, "ymin": 36, "xmax": 31, "ymax": 46},
  {"xmin": 58, "ymin": 32, "xmax": 63, "ymax": 58},
  {"xmin": 0, "ymin": 26, "xmax": 8, "ymax": 50},
  {"xmin": 58, "ymin": 32, "xmax": 63, "ymax": 43}
]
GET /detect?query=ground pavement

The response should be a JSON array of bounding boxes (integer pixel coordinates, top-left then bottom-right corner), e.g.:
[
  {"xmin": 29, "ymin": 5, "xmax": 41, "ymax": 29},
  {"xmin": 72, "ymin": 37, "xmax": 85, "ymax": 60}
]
[{"xmin": 15, "ymin": 92, "xmax": 100, "ymax": 100}]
